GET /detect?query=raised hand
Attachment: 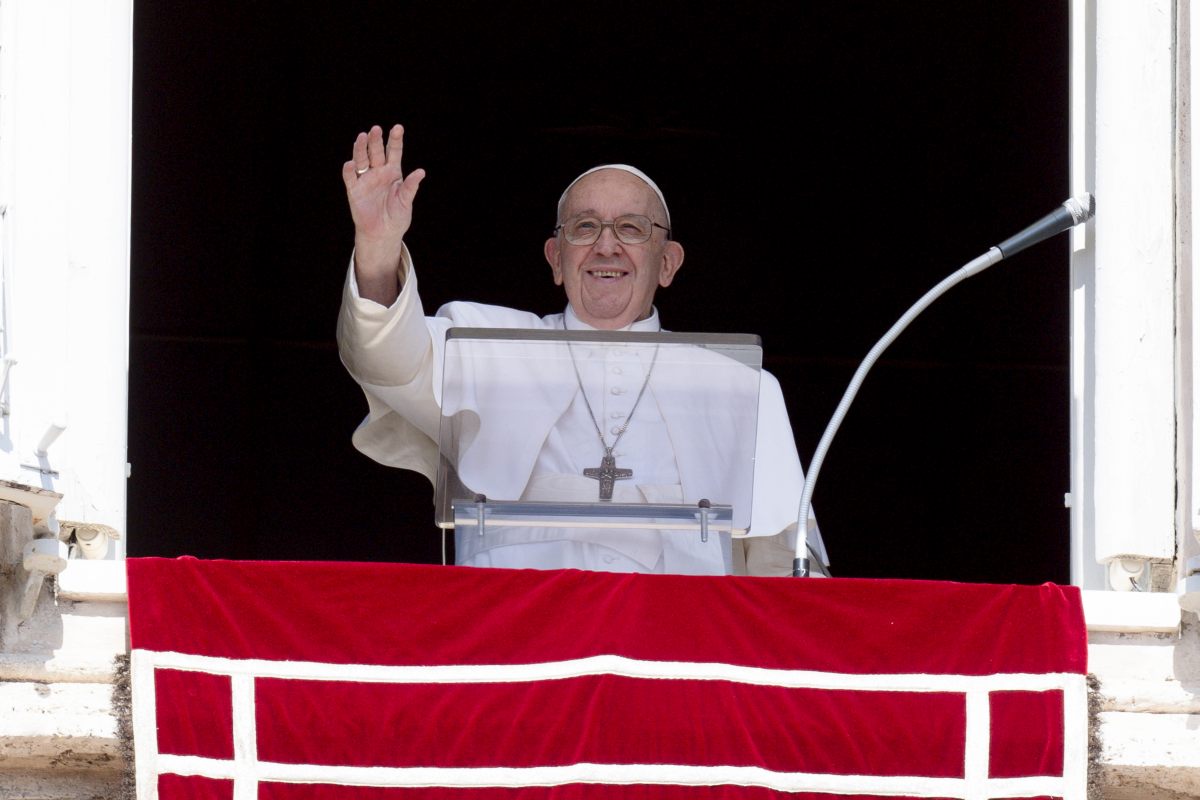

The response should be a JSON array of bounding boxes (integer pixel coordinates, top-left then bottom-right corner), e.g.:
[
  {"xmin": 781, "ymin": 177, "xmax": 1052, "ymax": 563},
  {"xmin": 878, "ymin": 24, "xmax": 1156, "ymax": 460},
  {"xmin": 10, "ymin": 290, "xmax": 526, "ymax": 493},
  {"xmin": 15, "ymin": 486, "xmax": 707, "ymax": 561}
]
[{"xmin": 341, "ymin": 124, "xmax": 426, "ymax": 305}]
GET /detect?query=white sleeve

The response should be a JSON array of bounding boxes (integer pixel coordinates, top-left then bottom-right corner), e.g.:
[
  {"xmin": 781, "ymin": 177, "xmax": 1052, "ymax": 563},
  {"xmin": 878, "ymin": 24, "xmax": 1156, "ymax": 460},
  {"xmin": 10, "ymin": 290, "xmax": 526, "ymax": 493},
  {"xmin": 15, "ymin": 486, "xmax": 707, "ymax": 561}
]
[{"xmin": 336, "ymin": 245, "xmax": 443, "ymax": 482}]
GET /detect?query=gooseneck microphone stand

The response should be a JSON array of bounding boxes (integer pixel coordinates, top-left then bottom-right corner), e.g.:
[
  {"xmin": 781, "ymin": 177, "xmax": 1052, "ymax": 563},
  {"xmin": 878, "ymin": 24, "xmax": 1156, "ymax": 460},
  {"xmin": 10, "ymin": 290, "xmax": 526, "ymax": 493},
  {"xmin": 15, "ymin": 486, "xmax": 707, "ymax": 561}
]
[{"xmin": 792, "ymin": 194, "xmax": 1096, "ymax": 577}]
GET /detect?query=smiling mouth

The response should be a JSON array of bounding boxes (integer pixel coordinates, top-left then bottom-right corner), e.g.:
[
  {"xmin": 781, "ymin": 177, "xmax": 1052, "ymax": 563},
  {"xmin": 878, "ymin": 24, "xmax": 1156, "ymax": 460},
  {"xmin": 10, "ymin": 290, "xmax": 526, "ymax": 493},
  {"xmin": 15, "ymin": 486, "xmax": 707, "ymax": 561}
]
[{"xmin": 587, "ymin": 269, "xmax": 626, "ymax": 279}]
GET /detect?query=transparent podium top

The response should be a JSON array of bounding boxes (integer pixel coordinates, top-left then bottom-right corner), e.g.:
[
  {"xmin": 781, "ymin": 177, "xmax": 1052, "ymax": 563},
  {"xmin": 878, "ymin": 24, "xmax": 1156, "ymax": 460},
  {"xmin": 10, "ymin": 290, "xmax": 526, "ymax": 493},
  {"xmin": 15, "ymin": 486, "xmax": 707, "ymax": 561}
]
[{"xmin": 434, "ymin": 328, "xmax": 764, "ymax": 537}]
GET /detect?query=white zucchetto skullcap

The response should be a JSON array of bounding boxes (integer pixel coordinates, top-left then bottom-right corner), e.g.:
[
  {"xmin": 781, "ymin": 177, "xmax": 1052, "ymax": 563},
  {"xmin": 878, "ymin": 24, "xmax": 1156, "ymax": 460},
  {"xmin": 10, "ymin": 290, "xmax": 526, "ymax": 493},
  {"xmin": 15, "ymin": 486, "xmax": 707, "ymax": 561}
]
[{"xmin": 556, "ymin": 164, "xmax": 670, "ymax": 227}]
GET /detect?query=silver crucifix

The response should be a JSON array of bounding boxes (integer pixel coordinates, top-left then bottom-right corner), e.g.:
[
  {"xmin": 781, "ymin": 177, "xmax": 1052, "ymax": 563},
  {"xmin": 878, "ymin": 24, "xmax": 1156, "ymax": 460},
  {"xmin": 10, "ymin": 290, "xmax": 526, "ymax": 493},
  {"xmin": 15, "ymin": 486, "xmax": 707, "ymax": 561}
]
[{"xmin": 583, "ymin": 453, "xmax": 632, "ymax": 500}]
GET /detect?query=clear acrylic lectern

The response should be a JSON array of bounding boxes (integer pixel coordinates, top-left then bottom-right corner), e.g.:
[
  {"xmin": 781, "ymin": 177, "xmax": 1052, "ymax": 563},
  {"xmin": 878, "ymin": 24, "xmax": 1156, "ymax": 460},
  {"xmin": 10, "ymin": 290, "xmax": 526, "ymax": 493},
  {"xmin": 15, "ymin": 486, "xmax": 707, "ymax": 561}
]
[{"xmin": 434, "ymin": 328, "xmax": 764, "ymax": 555}]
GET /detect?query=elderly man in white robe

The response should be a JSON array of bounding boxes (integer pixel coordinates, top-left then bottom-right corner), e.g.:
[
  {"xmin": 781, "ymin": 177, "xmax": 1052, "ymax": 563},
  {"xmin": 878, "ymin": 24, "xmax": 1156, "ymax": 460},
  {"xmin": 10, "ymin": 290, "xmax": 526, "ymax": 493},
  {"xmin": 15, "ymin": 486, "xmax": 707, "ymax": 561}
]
[{"xmin": 337, "ymin": 123, "xmax": 829, "ymax": 577}]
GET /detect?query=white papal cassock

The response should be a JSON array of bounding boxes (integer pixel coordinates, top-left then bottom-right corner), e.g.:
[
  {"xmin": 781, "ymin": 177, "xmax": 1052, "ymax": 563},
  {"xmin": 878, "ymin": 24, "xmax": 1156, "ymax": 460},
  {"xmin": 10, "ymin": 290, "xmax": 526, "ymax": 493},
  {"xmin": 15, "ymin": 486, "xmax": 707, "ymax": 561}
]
[{"xmin": 337, "ymin": 247, "xmax": 829, "ymax": 576}]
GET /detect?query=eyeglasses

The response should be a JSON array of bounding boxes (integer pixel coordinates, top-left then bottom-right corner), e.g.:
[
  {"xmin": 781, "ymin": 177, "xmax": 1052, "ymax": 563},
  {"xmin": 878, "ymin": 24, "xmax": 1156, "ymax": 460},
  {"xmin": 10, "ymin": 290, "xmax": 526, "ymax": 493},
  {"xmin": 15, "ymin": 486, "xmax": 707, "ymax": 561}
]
[{"xmin": 554, "ymin": 214, "xmax": 671, "ymax": 245}]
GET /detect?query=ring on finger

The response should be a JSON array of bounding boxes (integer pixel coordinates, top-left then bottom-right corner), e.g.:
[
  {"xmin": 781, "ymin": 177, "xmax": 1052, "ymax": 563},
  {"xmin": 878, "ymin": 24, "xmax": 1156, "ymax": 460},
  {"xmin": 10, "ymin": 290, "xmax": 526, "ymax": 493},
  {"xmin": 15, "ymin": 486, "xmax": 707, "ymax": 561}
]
[{"xmin": 355, "ymin": 165, "xmax": 369, "ymax": 176}]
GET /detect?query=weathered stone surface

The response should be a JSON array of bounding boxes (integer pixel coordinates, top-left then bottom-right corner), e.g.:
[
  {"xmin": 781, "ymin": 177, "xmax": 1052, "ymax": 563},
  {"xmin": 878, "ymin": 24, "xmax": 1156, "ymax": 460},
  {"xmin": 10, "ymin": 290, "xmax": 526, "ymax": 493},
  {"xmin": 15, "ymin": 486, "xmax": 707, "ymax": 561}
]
[
  {"xmin": 0, "ymin": 600, "xmax": 127, "ymax": 682},
  {"xmin": 0, "ymin": 500, "xmax": 36, "ymax": 649},
  {"xmin": 1097, "ymin": 710, "xmax": 1200, "ymax": 798},
  {"xmin": 2, "ymin": 769, "xmax": 123, "ymax": 800},
  {"xmin": 0, "ymin": 682, "xmax": 120, "ymax": 765}
]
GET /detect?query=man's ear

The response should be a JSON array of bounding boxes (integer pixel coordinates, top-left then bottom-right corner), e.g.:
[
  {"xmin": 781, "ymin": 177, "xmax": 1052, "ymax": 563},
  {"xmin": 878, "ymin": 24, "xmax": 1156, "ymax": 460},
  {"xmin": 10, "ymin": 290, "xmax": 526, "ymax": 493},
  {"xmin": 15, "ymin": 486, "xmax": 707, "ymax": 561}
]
[
  {"xmin": 657, "ymin": 240, "xmax": 684, "ymax": 287},
  {"xmin": 544, "ymin": 237, "xmax": 563, "ymax": 285}
]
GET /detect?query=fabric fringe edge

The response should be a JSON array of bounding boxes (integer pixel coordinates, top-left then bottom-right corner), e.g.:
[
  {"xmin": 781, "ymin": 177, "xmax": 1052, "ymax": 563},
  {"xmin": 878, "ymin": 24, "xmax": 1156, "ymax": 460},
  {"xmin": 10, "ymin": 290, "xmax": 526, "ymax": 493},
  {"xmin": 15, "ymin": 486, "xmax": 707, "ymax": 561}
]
[
  {"xmin": 1088, "ymin": 672, "xmax": 1103, "ymax": 799},
  {"xmin": 109, "ymin": 656, "xmax": 1107, "ymax": 799},
  {"xmin": 114, "ymin": 652, "xmax": 136, "ymax": 800}
]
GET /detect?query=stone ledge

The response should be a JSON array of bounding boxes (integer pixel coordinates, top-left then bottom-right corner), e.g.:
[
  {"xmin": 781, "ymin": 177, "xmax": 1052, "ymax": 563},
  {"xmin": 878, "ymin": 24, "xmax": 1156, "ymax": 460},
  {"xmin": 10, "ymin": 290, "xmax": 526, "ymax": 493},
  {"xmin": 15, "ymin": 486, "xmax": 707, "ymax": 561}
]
[
  {"xmin": 1097, "ymin": 710, "xmax": 1200, "ymax": 798},
  {"xmin": 0, "ymin": 652, "xmax": 123, "ymax": 683},
  {"xmin": 3, "ymin": 768, "xmax": 125, "ymax": 800},
  {"xmin": 57, "ymin": 560, "xmax": 127, "ymax": 603},
  {"xmin": 1094, "ymin": 678, "xmax": 1200, "ymax": 713},
  {"xmin": 1083, "ymin": 589, "xmax": 1183, "ymax": 633},
  {"xmin": 0, "ymin": 682, "xmax": 120, "ymax": 766},
  {"xmin": 0, "ymin": 600, "xmax": 129, "ymax": 683},
  {"xmin": 1098, "ymin": 764, "xmax": 1200, "ymax": 800}
]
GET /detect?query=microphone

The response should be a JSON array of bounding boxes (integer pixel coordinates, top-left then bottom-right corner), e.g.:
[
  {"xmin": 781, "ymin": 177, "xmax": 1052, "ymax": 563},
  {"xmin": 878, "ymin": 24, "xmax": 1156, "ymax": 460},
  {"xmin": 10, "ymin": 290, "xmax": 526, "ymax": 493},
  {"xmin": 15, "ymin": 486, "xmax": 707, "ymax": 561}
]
[
  {"xmin": 996, "ymin": 194, "xmax": 1096, "ymax": 259},
  {"xmin": 792, "ymin": 193, "xmax": 1096, "ymax": 577}
]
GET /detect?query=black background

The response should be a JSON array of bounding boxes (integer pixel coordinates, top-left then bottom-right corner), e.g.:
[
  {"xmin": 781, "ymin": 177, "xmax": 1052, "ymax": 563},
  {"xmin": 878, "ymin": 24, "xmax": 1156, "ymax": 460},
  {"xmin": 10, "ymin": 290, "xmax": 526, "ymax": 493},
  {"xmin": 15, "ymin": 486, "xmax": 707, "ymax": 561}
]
[{"xmin": 128, "ymin": 2, "xmax": 1071, "ymax": 583}]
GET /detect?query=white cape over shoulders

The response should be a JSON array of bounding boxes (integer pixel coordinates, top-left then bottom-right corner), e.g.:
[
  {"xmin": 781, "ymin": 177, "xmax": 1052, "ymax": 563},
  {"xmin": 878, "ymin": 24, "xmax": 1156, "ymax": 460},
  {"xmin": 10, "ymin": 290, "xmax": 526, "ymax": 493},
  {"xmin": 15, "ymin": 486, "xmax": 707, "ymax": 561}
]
[{"xmin": 337, "ymin": 253, "xmax": 830, "ymax": 569}]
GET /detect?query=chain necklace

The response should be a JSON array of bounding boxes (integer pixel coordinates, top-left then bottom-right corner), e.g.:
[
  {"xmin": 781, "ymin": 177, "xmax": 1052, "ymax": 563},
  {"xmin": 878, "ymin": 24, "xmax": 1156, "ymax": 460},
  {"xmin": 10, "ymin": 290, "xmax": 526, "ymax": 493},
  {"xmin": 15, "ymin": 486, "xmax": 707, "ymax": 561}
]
[{"xmin": 566, "ymin": 339, "xmax": 659, "ymax": 500}]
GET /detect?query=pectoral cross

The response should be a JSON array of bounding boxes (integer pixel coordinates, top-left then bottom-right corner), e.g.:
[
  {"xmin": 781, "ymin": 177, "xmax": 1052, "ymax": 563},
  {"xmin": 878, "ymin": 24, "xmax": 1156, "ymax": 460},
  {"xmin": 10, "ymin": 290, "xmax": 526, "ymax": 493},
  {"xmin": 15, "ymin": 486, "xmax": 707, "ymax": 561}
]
[{"xmin": 583, "ymin": 453, "xmax": 632, "ymax": 501}]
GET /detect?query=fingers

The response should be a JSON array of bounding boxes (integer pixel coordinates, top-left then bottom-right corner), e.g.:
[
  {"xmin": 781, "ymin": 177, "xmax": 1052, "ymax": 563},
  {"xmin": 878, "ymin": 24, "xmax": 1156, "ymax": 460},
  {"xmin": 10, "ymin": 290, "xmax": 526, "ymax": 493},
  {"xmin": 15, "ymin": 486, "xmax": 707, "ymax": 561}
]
[
  {"xmin": 397, "ymin": 167, "xmax": 427, "ymax": 204},
  {"xmin": 341, "ymin": 159, "xmax": 360, "ymax": 191},
  {"xmin": 385, "ymin": 124, "xmax": 405, "ymax": 167},
  {"xmin": 348, "ymin": 124, "xmax": 407, "ymax": 183},
  {"xmin": 366, "ymin": 125, "xmax": 386, "ymax": 168},
  {"xmin": 351, "ymin": 130, "xmax": 370, "ymax": 176},
  {"xmin": 342, "ymin": 124, "xmax": 425, "ymax": 240}
]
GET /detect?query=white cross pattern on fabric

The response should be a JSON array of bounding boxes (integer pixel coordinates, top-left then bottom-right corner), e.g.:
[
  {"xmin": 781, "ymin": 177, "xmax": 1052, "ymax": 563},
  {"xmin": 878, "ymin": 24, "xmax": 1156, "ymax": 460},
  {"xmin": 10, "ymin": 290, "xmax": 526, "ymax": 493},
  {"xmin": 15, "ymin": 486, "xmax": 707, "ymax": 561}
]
[{"xmin": 130, "ymin": 649, "xmax": 1090, "ymax": 799}]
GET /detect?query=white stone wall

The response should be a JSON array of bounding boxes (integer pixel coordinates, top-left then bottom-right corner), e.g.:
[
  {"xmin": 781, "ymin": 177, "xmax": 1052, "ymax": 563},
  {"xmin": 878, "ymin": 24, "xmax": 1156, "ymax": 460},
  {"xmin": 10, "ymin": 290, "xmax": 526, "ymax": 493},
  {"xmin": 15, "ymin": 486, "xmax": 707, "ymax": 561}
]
[
  {"xmin": 0, "ymin": 498, "xmax": 127, "ymax": 798},
  {"xmin": 0, "ymin": 0, "xmax": 133, "ymax": 554}
]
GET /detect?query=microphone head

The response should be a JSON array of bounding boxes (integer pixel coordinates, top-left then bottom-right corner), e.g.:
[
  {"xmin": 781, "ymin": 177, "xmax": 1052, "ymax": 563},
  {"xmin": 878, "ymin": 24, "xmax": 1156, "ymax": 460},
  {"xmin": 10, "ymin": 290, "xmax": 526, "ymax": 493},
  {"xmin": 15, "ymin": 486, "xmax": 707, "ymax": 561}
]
[{"xmin": 1064, "ymin": 192, "xmax": 1096, "ymax": 225}]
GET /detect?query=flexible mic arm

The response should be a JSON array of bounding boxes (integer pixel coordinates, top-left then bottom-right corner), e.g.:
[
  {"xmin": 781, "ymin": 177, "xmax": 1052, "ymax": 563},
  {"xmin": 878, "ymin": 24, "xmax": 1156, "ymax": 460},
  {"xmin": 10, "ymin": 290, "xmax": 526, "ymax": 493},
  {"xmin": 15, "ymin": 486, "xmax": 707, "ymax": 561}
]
[{"xmin": 792, "ymin": 193, "xmax": 1096, "ymax": 577}]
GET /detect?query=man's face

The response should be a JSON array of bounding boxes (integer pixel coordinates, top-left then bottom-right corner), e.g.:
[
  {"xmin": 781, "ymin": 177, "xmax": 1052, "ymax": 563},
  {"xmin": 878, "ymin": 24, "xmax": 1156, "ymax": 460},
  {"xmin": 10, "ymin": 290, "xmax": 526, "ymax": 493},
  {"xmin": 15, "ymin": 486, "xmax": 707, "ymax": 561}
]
[{"xmin": 544, "ymin": 169, "xmax": 684, "ymax": 330}]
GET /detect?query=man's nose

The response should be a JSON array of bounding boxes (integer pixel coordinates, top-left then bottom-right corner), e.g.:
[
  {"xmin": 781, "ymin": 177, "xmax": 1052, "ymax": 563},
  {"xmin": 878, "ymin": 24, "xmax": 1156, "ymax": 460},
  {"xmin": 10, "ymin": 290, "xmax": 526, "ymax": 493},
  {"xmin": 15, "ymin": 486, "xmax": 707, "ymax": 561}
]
[{"xmin": 593, "ymin": 224, "xmax": 623, "ymax": 255}]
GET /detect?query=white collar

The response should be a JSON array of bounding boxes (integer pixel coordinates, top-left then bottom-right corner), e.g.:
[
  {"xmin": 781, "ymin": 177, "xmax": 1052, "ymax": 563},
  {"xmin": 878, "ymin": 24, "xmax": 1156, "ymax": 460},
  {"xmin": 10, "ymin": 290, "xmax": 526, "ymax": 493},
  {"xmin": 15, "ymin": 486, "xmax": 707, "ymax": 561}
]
[{"xmin": 564, "ymin": 305, "xmax": 661, "ymax": 333}]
